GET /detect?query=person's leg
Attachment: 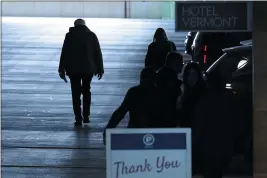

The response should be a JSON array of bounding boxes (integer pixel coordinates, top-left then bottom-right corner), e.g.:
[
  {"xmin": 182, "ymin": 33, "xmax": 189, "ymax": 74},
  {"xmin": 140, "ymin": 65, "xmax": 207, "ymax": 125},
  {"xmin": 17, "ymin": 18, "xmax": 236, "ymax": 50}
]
[
  {"xmin": 69, "ymin": 74, "xmax": 83, "ymax": 125},
  {"xmin": 81, "ymin": 74, "xmax": 93, "ymax": 123}
]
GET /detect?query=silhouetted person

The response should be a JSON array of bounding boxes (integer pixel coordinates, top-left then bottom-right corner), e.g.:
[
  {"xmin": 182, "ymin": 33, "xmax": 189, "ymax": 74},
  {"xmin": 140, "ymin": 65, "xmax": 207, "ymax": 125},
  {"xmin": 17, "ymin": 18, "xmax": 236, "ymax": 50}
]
[
  {"xmin": 103, "ymin": 67, "xmax": 157, "ymax": 143},
  {"xmin": 165, "ymin": 51, "xmax": 184, "ymax": 75},
  {"xmin": 192, "ymin": 73, "xmax": 245, "ymax": 178},
  {"xmin": 151, "ymin": 52, "xmax": 184, "ymax": 128},
  {"xmin": 151, "ymin": 67, "xmax": 182, "ymax": 128},
  {"xmin": 178, "ymin": 62, "xmax": 206, "ymax": 128},
  {"xmin": 58, "ymin": 18, "xmax": 104, "ymax": 126},
  {"xmin": 145, "ymin": 28, "xmax": 176, "ymax": 70}
]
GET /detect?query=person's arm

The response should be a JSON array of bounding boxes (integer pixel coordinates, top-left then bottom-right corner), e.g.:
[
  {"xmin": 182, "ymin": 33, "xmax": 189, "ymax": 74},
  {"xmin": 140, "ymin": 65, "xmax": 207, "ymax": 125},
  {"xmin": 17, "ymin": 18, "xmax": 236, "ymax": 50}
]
[
  {"xmin": 93, "ymin": 33, "xmax": 104, "ymax": 74},
  {"xmin": 103, "ymin": 89, "xmax": 132, "ymax": 144},
  {"xmin": 105, "ymin": 90, "xmax": 131, "ymax": 129},
  {"xmin": 174, "ymin": 81, "xmax": 182, "ymax": 126},
  {"xmin": 175, "ymin": 79, "xmax": 182, "ymax": 99},
  {"xmin": 58, "ymin": 33, "xmax": 69, "ymax": 73},
  {"xmin": 175, "ymin": 95, "xmax": 183, "ymax": 126}
]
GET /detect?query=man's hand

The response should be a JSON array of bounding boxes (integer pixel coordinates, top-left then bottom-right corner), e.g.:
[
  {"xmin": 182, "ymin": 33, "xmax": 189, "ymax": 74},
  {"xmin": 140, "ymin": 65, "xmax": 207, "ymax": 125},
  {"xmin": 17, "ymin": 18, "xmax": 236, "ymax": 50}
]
[
  {"xmin": 95, "ymin": 72, "xmax": 103, "ymax": 80},
  {"xmin": 59, "ymin": 72, "xmax": 68, "ymax": 83}
]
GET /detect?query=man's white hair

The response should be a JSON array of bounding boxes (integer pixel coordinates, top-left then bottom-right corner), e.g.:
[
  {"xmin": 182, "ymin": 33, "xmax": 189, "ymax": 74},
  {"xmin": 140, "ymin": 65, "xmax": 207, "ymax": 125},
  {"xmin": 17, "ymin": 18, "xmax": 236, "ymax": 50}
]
[{"xmin": 74, "ymin": 19, "xmax": 86, "ymax": 26}]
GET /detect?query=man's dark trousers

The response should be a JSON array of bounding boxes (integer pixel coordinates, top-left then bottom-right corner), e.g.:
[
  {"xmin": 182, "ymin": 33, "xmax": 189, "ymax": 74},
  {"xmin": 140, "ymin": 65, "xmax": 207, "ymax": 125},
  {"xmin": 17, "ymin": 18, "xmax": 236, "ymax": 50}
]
[{"xmin": 69, "ymin": 73, "xmax": 94, "ymax": 121}]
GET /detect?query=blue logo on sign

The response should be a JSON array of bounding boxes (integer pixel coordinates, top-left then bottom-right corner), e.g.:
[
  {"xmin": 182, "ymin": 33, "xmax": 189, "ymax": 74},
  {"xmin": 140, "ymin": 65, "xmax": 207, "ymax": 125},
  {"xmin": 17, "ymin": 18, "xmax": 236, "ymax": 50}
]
[{"xmin": 143, "ymin": 134, "xmax": 155, "ymax": 146}]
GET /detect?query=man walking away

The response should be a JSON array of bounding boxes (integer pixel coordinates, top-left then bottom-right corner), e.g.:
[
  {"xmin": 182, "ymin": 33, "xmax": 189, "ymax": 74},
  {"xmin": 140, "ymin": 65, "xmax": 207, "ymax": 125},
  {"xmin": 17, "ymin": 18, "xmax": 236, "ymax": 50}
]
[{"xmin": 58, "ymin": 18, "xmax": 104, "ymax": 126}]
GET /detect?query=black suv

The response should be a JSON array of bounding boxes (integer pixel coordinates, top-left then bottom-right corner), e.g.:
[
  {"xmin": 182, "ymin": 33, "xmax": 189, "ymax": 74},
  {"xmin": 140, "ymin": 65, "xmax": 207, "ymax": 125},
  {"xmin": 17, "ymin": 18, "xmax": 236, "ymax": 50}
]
[
  {"xmin": 192, "ymin": 32, "xmax": 252, "ymax": 70},
  {"xmin": 205, "ymin": 42, "xmax": 252, "ymax": 175}
]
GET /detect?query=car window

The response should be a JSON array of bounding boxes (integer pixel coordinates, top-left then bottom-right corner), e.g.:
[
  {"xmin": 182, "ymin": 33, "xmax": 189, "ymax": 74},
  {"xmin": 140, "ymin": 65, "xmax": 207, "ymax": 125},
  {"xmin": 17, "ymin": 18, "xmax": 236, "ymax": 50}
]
[
  {"xmin": 206, "ymin": 53, "xmax": 247, "ymax": 82},
  {"xmin": 218, "ymin": 54, "xmax": 243, "ymax": 81}
]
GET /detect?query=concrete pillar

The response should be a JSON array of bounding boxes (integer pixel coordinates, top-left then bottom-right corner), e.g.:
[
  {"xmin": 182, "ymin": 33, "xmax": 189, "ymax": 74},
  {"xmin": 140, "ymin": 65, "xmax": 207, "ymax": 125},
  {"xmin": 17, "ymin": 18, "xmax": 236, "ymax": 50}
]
[
  {"xmin": 162, "ymin": 1, "xmax": 175, "ymax": 20},
  {"xmin": 170, "ymin": 1, "xmax": 175, "ymax": 20},
  {"xmin": 125, "ymin": 1, "xmax": 131, "ymax": 18},
  {"xmin": 0, "ymin": 1, "xmax": 1, "ymax": 89},
  {"xmin": 247, "ymin": 1, "xmax": 253, "ymax": 31},
  {"xmin": 253, "ymin": 2, "xmax": 267, "ymax": 178}
]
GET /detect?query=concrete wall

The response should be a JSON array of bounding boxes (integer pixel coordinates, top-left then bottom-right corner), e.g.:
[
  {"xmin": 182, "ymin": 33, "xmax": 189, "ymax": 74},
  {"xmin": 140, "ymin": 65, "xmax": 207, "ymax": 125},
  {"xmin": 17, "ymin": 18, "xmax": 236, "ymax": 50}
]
[
  {"xmin": 162, "ymin": 1, "xmax": 175, "ymax": 19},
  {"xmin": 2, "ymin": 2, "xmax": 125, "ymax": 18},
  {"xmin": 253, "ymin": 3, "xmax": 267, "ymax": 178},
  {"xmin": 129, "ymin": 2, "xmax": 162, "ymax": 19},
  {"xmin": 2, "ymin": 2, "xmax": 174, "ymax": 19}
]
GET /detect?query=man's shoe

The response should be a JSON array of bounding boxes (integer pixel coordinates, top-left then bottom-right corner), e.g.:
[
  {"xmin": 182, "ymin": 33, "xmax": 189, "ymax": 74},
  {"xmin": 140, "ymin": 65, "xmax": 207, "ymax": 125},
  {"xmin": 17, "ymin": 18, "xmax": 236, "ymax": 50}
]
[
  {"xmin": 75, "ymin": 117, "xmax": 83, "ymax": 126},
  {"xmin": 83, "ymin": 117, "xmax": 91, "ymax": 123},
  {"xmin": 74, "ymin": 121, "xmax": 82, "ymax": 126}
]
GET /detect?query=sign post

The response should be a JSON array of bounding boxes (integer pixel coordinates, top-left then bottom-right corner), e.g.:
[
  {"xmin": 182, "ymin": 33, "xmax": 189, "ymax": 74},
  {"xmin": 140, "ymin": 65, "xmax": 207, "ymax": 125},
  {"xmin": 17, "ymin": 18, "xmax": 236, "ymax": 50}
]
[
  {"xmin": 175, "ymin": 1, "xmax": 250, "ymax": 32},
  {"xmin": 106, "ymin": 128, "xmax": 191, "ymax": 178}
]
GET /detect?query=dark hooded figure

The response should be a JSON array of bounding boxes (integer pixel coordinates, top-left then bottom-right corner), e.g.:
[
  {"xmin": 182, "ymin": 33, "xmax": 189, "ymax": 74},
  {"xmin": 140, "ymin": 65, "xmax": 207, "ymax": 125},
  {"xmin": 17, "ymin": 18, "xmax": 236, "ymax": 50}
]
[
  {"xmin": 103, "ymin": 67, "xmax": 157, "ymax": 143},
  {"xmin": 165, "ymin": 51, "xmax": 184, "ymax": 75},
  {"xmin": 145, "ymin": 28, "xmax": 176, "ymax": 70},
  {"xmin": 191, "ymin": 73, "xmax": 245, "ymax": 178},
  {"xmin": 58, "ymin": 18, "xmax": 104, "ymax": 126},
  {"xmin": 151, "ymin": 53, "xmax": 183, "ymax": 128},
  {"xmin": 151, "ymin": 67, "xmax": 182, "ymax": 128},
  {"xmin": 178, "ymin": 62, "xmax": 206, "ymax": 128}
]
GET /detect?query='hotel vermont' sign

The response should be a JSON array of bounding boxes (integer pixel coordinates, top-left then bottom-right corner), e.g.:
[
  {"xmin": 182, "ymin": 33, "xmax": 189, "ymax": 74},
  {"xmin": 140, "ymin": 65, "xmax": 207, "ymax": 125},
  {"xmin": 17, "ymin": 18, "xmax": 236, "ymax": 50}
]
[{"xmin": 175, "ymin": 2, "xmax": 249, "ymax": 31}]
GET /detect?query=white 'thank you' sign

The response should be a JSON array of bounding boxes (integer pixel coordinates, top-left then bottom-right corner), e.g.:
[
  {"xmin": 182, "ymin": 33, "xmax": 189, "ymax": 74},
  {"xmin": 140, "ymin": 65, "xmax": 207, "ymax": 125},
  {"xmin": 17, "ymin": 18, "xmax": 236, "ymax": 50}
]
[{"xmin": 106, "ymin": 128, "xmax": 191, "ymax": 178}]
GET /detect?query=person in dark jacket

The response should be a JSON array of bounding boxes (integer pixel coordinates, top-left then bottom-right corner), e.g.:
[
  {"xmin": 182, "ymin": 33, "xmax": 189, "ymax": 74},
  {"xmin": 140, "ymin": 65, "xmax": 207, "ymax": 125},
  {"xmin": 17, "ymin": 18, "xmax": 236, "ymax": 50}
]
[
  {"xmin": 145, "ymin": 28, "xmax": 176, "ymax": 70},
  {"xmin": 178, "ymin": 62, "xmax": 206, "ymax": 128},
  {"xmin": 58, "ymin": 18, "xmax": 104, "ymax": 126},
  {"xmin": 192, "ymin": 73, "xmax": 245, "ymax": 178},
  {"xmin": 152, "ymin": 66, "xmax": 182, "ymax": 128},
  {"xmin": 103, "ymin": 67, "xmax": 157, "ymax": 143},
  {"xmin": 152, "ymin": 52, "xmax": 183, "ymax": 128}
]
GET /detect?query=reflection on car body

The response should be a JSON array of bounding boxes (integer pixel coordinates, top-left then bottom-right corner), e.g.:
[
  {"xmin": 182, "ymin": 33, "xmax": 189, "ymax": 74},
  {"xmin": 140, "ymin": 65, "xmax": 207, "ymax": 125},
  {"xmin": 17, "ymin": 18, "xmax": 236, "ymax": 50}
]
[
  {"xmin": 184, "ymin": 31, "xmax": 196, "ymax": 55},
  {"xmin": 191, "ymin": 31, "xmax": 252, "ymax": 70}
]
